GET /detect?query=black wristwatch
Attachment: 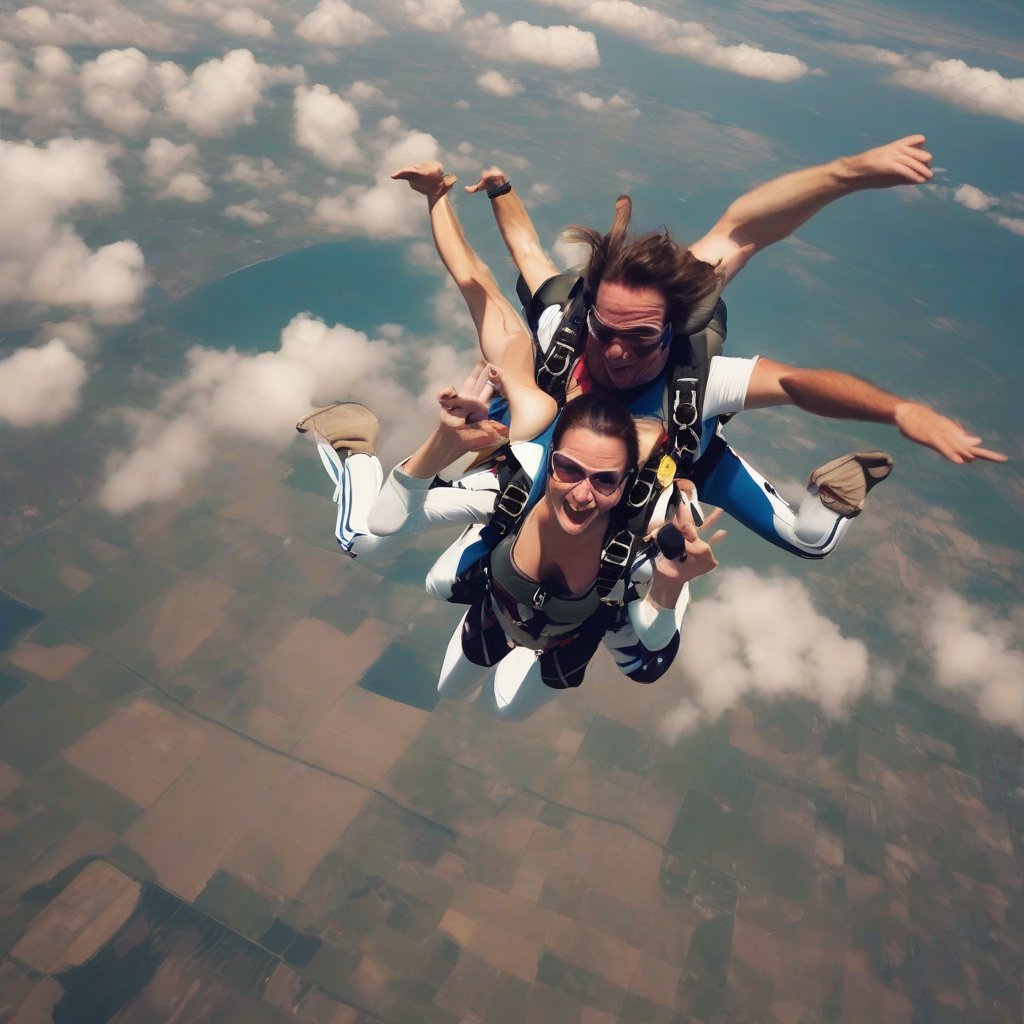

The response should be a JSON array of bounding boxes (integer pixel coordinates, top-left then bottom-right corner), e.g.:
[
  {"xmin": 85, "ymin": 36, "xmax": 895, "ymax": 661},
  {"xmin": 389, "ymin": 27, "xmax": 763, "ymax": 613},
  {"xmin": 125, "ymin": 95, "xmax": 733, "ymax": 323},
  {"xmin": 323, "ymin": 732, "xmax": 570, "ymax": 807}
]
[{"xmin": 487, "ymin": 181, "xmax": 512, "ymax": 199}]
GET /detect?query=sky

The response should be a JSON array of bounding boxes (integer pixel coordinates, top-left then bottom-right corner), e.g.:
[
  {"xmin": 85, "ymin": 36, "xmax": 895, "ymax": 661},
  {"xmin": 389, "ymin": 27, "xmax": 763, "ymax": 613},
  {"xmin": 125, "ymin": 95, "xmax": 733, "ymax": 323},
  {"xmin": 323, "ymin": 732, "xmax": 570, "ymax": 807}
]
[{"xmin": 0, "ymin": 0, "xmax": 1022, "ymax": 738}]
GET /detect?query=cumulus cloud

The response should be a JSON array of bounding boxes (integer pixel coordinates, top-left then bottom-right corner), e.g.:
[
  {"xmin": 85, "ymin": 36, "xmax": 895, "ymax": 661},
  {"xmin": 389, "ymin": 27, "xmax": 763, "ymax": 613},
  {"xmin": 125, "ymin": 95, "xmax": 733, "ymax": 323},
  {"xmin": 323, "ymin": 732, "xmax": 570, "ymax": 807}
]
[
  {"xmin": 0, "ymin": 137, "xmax": 145, "ymax": 321},
  {"xmin": 0, "ymin": 42, "xmax": 78, "ymax": 126},
  {"xmin": 892, "ymin": 59, "xmax": 1024, "ymax": 124},
  {"xmin": 34, "ymin": 318, "xmax": 97, "ymax": 354},
  {"xmin": 156, "ymin": 48, "xmax": 305, "ymax": 136},
  {"xmin": 923, "ymin": 591, "xmax": 1024, "ymax": 736},
  {"xmin": 534, "ymin": 0, "xmax": 806, "ymax": 81},
  {"xmin": 346, "ymin": 80, "xmax": 388, "ymax": 104},
  {"xmin": 311, "ymin": 120, "xmax": 438, "ymax": 237},
  {"xmin": 80, "ymin": 47, "xmax": 159, "ymax": 134},
  {"xmin": 144, "ymin": 138, "xmax": 212, "ymax": 202},
  {"xmin": 294, "ymin": 0, "xmax": 384, "ymax": 46},
  {"xmin": 0, "ymin": 339, "xmax": 88, "ymax": 428},
  {"xmin": 992, "ymin": 214, "xmax": 1024, "ymax": 236},
  {"xmin": 476, "ymin": 70, "xmax": 523, "ymax": 97},
  {"xmin": 550, "ymin": 235, "xmax": 590, "ymax": 269},
  {"xmin": 216, "ymin": 5, "xmax": 274, "ymax": 37},
  {"xmin": 660, "ymin": 570, "xmax": 877, "ymax": 742},
  {"xmin": 573, "ymin": 90, "xmax": 603, "ymax": 110},
  {"xmin": 293, "ymin": 83, "xmax": 362, "ymax": 168},
  {"xmin": 399, "ymin": 0, "xmax": 463, "ymax": 31},
  {"xmin": 98, "ymin": 312, "xmax": 419, "ymax": 512},
  {"xmin": 222, "ymin": 155, "xmax": 285, "ymax": 187},
  {"xmin": 1, "ymin": 1, "xmax": 178, "ymax": 49},
  {"xmin": 463, "ymin": 13, "xmax": 599, "ymax": 70},
  {"xmin": 224, "ymin": 198, "xmax": 269, "ymax": 225},
  {"xmin": 954, "ymin": 183, "xmax": 998, "ymax": 211}
]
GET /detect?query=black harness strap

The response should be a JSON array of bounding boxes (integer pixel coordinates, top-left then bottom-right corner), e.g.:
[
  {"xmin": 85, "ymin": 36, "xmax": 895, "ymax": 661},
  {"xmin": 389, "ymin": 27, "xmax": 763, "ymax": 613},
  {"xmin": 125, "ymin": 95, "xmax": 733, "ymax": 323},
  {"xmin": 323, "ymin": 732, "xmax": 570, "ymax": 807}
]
[{"xmin": 522, "ymin": 273, "xmax": 589, "ymax": 407}]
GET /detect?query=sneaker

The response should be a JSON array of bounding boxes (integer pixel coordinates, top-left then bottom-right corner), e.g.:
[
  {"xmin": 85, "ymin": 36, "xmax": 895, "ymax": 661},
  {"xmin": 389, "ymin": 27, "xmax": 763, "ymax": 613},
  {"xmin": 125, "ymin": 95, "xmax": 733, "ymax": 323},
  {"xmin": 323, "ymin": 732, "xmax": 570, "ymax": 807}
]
[
  {"xmin": 296, "ymin": 403, "xmax": 380, "ymax": 456},
  {"xmin": 807, "ymin": 451, "xmax": 893, "ymax": 518},
  {"xmin": 321, "ymin": 447, "xmax": 383, "ymax": 556}
]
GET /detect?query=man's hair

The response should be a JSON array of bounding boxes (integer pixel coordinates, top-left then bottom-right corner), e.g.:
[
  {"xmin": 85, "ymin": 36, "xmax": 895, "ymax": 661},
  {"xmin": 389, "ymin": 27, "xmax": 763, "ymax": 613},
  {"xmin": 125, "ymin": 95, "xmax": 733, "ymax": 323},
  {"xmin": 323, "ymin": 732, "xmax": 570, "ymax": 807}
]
[
  {"xmin": 564, "ymin": 195, "xmax": 720, "ymax": 328},
  {"xmin": 552, "ymin": 391, "xmax": 639, "ymax": 472}
]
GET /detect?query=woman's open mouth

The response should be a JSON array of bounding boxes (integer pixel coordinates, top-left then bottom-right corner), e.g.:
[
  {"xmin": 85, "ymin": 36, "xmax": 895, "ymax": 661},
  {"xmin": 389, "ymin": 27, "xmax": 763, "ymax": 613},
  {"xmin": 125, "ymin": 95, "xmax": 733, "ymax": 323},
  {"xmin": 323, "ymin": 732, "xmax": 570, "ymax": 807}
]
[{"xmin": 563, "ymin": 501, "xmax": 594, "ymax": 527}]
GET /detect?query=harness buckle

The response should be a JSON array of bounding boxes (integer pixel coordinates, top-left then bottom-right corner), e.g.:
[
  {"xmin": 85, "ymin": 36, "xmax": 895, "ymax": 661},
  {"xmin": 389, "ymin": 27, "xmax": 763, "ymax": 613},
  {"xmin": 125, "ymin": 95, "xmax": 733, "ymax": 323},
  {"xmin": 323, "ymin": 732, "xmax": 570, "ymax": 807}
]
[
  {"xmin": 601, "ymin": 534, "xmax": 633, "ymax": 571},
  {"xmin": 531, "ymin": 586, "xmax": 548, "ymax": 609},
  {"xmin": 541, "ymin": 336, "xmax": 578, "ymax": 380},
  {"xmin": 626, "ymin": 467, "xmax": 656, "ymax": 511},
  {"xmin": 671, "ymin": 377, "xmax": 699, "ymax": 429},
  {"xmin": 494, "ymin": 481, "xmax": 529, "ymax": 521}
]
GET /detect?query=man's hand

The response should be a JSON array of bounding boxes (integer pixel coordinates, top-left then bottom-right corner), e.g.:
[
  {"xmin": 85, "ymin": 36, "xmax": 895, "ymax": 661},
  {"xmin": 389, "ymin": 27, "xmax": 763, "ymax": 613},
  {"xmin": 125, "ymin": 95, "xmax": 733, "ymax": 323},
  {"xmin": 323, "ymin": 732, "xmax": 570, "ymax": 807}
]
[
  {"xmin": 837, "ymin": 135, "xmax": 933, "ymax": 189},
  {"xmin": 436, "ymin": 382, "xmax": 508, "ymax": 452},
  {"xmin": 391, "ymin": 162, "xmax": 457, "ymax": 202},
  {"xmin": 893, "ymin": 402, "xmax": 1007, "ymax": 464},
  {"xmin": 465, "ymin": 166, "xmax": 509, "ymax": 195}
]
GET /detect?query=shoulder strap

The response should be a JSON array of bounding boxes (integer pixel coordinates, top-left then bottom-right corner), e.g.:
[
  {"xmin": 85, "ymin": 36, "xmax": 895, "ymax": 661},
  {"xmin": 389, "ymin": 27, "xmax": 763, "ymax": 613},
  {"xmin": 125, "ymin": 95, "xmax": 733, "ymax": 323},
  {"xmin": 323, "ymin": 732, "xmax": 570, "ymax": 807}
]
[
  {"xmin": 533, "ymin": 277, "xmax": 589, "ymax": 404},
  {"xmin": 522, "ymin": 273, "xmax": 585, "ymax": 332},
  {"xmin": 666, "ymin": 298, "xmax": 727, "ymax": 469}
]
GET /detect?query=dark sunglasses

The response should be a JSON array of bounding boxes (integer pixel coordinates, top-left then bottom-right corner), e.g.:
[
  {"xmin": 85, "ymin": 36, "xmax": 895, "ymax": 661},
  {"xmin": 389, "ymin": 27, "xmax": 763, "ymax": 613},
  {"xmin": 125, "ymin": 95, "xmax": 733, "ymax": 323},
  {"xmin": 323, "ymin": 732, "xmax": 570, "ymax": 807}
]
[
  {"xmin": 587, "ymin": 308, "xmax": 672, "ymax": 357},
  {"xmin": 549, "ymin": 451, "xmax": 626, "ymax": 496}
]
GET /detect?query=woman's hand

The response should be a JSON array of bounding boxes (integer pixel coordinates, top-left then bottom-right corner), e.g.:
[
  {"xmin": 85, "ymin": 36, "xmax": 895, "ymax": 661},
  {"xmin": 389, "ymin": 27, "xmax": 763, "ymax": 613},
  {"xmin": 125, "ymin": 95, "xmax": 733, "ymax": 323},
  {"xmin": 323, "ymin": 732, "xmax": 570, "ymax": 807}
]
[
  {"xmin": 647, "ymin": 480, "xmax": 726, "ymax": 607},
  {"xmin": 391, "ymin": 162, "xmax": 457, "ymax": 203}
]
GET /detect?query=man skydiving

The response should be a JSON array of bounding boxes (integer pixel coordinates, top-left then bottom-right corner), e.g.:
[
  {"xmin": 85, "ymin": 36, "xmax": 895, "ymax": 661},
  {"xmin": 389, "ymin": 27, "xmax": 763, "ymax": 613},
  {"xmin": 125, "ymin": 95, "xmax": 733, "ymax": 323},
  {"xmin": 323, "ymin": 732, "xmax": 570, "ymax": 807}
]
[{"xmin": 461, "ymin": 135, "xmax": 1005, "ymax": 557}]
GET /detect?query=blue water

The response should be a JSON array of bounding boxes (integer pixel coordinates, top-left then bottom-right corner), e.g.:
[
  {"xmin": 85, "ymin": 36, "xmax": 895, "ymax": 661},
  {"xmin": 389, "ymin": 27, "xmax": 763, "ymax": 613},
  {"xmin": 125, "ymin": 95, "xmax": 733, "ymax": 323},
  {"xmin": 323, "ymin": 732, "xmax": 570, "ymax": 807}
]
[{"xmin": 172, "ymin": 240, "xmax": 440, "ymax": 352}]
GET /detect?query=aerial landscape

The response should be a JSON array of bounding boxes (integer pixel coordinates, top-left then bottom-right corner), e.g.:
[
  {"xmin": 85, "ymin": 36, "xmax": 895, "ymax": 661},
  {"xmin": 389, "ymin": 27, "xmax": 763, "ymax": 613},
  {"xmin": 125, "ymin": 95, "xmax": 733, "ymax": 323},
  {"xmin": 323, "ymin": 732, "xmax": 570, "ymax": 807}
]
[{"xmin": 0, "ymin": 0, "xmax": 1022, "ymax": 1020}]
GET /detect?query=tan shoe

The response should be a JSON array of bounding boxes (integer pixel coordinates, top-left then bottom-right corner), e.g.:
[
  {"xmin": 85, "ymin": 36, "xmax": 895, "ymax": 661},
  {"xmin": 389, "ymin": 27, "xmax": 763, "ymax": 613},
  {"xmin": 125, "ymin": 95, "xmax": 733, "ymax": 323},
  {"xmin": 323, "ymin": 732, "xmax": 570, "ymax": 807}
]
[
  {"xmin": 807, "ymin": 451, "xmax": 893, "ymax": 518},
  {"xmin": 296, "ymin": 403, "xmax": 380, "ymax": 456}
]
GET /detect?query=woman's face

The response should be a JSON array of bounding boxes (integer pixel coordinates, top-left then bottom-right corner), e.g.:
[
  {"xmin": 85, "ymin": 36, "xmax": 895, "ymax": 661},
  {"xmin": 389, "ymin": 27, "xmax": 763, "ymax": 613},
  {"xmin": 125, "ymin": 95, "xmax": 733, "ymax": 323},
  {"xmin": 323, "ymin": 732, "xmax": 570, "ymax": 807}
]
[{"xmin": 546, "ymin": 426, "xmax": 630, "ymax": 536}]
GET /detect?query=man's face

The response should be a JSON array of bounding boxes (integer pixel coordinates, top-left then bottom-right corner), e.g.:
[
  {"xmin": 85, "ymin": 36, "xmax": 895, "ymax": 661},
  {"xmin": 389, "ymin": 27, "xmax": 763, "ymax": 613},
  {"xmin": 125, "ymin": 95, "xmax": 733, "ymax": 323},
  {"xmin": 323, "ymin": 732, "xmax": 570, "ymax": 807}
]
[{"xmin": 586, "ymin": 281, "xmax": 671, "ymax": 391}]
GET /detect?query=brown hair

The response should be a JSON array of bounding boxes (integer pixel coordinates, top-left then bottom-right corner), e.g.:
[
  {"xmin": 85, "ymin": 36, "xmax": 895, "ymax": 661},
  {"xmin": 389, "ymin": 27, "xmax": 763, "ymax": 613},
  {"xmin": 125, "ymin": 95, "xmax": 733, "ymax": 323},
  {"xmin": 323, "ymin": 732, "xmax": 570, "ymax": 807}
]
[
  {"xmin": 564, "ymin": 195, "xmax": 721, "ymax": 329},
  {"xmin": 551, "ymin": 391, "xmax": 639, "ymax": 473}
]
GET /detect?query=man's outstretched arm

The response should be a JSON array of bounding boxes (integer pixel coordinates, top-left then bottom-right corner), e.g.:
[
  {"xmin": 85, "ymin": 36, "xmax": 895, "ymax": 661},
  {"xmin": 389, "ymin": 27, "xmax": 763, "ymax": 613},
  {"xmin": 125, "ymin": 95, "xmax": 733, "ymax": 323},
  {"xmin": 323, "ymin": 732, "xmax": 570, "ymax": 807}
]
[
  {"xmin": 689, "ymin": 135, "xmax": 933, "ymax": 284},
  {"xmin": 745, "ymin": 358, "xmax": 1006, "ymax": 465},
  {"xmin": 465, "ymin": 168, "xmax": 558, "ymax": 296}
]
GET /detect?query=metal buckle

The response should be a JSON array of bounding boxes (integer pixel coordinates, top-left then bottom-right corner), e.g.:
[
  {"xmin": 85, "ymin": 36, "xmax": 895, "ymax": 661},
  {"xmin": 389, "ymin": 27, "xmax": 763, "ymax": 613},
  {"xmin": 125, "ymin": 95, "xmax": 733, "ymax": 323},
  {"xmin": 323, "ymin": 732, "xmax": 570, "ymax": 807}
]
[
  {"xmin": 531, "ymin": 586, "xmax": 548, "ymax": 609},
  {"xmin": 495, "ymin": 481, "xmax": 529, "ymax": 520},
  {"xmin": 672, "ymin": 378, "xmax": 699, "ymax": 429},
  {"xmin": 627, "ymin": 468, "xmax": 656, "ymax": 510},
  {"xmin": 602, "ymin": 534, "xmax": 632, "ymax": 570},
  {"xmin": 542, "ymin": 336, "xmax": 578, "ymax": 378}
]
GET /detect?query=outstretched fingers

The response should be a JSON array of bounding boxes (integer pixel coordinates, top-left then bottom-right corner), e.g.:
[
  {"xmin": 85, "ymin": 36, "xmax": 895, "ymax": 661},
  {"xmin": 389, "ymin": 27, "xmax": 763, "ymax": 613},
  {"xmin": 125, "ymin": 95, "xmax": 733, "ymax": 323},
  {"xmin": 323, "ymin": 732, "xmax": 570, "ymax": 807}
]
[{"xmin": 465, "ymin": 166, "xmax": 509, "ymax": 194}]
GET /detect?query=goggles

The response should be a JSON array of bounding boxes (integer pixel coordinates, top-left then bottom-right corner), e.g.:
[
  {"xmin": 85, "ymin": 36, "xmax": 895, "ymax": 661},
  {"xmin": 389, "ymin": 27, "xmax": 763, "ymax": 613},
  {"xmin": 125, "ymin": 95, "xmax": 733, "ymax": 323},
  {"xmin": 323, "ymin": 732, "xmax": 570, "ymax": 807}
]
[
  {"xmin": 549, "ymin": 451, "xmax": 627, "ymax": 496},
  {"xmin": 587, "ymin": 308, "xmax": 673, "ymax": 357}
]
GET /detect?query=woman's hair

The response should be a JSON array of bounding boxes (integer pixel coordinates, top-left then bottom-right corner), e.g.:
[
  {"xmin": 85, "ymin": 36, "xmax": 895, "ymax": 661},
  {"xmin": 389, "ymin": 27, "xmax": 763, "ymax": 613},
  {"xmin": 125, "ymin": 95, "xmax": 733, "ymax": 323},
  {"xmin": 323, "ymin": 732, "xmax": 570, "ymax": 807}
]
[
  {"xmin": 563, "ymin": 194, "xmax": 720, "ymax": 328},
  {"xmin": 551, "ymin": 391, "xmax": 639, "ymax": 473}
]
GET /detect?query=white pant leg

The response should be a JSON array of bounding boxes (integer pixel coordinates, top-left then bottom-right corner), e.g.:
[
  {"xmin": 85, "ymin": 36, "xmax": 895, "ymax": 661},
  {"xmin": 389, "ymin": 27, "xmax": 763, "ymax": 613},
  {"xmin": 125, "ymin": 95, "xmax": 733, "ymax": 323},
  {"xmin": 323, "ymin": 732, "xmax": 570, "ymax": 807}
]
[
  {"xmin": 437, "ymin": 613, "xmax": 494, "ymax": 701},
  {"xmin": 478, "ymin": 647, "xmax": 562, "ymax": 723}
]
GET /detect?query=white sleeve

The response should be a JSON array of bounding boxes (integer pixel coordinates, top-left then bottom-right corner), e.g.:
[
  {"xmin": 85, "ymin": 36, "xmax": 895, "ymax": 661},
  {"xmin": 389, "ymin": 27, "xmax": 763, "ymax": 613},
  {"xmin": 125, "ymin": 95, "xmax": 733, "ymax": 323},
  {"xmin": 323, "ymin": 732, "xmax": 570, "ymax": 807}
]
[
  {"xmin": 627, "ymin": 583, "xmax": 690, "ymax": 651},
  {"xmin": 703, "ymin": 355, "xmax": 759, "ymax": 421},
  {"xmin": 367, "ymin": 466, "xmax": 496, "ymax": 536}
]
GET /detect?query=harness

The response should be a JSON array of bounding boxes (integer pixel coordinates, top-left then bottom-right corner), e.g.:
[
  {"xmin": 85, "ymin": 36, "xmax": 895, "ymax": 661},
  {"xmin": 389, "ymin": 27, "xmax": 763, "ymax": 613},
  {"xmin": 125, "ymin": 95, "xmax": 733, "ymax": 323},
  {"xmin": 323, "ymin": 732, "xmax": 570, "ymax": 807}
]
[{"xmin": 521, "ymin": 270, "xmax": 727, "ymax": 525}]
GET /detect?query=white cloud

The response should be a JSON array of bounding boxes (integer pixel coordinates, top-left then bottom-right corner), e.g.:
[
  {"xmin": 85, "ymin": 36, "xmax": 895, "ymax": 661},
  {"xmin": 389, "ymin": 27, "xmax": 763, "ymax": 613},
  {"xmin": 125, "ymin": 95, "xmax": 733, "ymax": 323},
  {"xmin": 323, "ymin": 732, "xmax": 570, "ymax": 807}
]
[
  {"xmin": 224, "ymin": 199, "xmax": 269, "ymax": 225},
  {"xmin": 0, "ymin": 339, "xmax": 88, "ymax": 427},
  {"xmin": 463, "ymin": 14, "xmax": 599, "ymax": 70},
  {"xmin": 400, "ymin": 0, "xmax": 463, "ymax": 31},
  {"xmin": 660, "ymin": 569, "xmax": 876, "ymax": 742},
  {"xmin": 551, "ymin": 235, "xmax": 590, "ymax": 269},
  {"xmin": 954, "ymin": 183, "xmax": 998, "ymax": 211},
  {"xmin": 157, "ymin": 49, "xmax": 305, "ymax": 136},
  {"xmin": 892, "ymin": 59, "xmax": 1024, "ymax": 124},
  {"xmin": 293, "ymin": 83, "xmax": 362, "ymax": 168},
  {"xmin": 81, "ymin": 48, "xmax": 158, "ymax": 134},
  {"xmin": 992, "ymin": 214, "xmax": 1024, "ymax": 237},
  {"xmin": 34, "ymin": 318, "xmax": 96, "ymax": 354},
  {"xmin": 222, "ymin": 155, "xmax": 285, "ymax": 186},
  {"xmin": 1, "ymin": 1, "xmax": 178, "ymax": 49},
  {"xmin": 99, "ymin": 312, "xmax": 413, "ymax": 512},
  {"xmin": 476, "ymin": 70, "xmax": 522, "ymax": 97},
  {"xmin": 0, "ymin": 42, "xmax": 78, "ymax": 126},
  {"xmin": 573, "ymin": 90, "xmax": 603, "ymax": 110},
  {"xmin": 143, "ymin": 138, "xmax": 212, "ymax": 202},
  {"xmin": 533, "ymin": 0, "xmax": 806, "ymax": 82},
  {"xmin": 0, "ymin": 137, "xmax": 145, "ymax": 321},
  {"xmin": 833, "ymin": 43, "xmax": 909, "ymax": 67},
  {"xmin": 216, "ymin": 6, "xmax": 275, "ymax": 37},
  {"xmin": 294, "ymin": 0, "xmax": 384, "ymax": 46},
  {"xmin": 923, "ymin": 591, "xmax": 1024, "ymax": 736},
  {"xmin": 311, "ymin": 121, "xmax": 438, "ymax": 238},
  {"xmin": 346, "ymin": 80, "xmax": 387, "ymax": 104}
]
